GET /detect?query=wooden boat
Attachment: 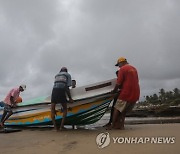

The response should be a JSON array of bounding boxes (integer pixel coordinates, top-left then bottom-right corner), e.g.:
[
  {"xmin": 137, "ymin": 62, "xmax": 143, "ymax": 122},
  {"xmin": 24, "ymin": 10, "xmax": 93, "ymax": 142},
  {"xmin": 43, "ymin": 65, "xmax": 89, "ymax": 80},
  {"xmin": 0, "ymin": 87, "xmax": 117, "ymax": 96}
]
[{"xmin": 0, "ymin": 79, "xmax": 116, "ymax": 126}]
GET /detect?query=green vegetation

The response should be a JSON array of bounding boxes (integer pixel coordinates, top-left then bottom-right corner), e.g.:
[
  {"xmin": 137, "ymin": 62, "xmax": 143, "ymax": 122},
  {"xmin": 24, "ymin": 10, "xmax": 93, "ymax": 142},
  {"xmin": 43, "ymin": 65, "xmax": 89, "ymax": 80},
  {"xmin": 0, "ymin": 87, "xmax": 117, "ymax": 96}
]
[{"xmin": 139, "ymin": 88, "xmax": 180, "ymax": 106}]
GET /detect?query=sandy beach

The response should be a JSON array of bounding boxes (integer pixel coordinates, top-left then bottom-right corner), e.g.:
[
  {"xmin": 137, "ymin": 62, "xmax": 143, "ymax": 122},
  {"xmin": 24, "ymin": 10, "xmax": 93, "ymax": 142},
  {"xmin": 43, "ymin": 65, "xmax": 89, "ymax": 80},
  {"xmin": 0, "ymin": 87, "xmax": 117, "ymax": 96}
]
[{"xmin": 0, "ymin": 123, "xmax": 179, "ymax": 154}]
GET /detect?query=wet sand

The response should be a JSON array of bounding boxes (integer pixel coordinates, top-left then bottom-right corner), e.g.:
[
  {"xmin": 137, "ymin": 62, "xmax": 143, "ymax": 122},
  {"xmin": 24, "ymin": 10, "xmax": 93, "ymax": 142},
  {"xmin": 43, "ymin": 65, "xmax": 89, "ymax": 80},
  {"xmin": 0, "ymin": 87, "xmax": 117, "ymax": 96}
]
[{"xmin": 0, "ymin": 123, "xmax": 179, "ymax": 154}]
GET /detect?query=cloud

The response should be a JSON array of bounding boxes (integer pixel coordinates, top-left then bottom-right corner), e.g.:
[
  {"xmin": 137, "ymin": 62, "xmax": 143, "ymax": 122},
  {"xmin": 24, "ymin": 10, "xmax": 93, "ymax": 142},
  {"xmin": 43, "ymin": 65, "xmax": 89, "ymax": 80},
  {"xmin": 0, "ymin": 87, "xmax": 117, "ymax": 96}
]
[{"xmin": 0, "ymin": 0, "xmax": 180, "ymax": 101}]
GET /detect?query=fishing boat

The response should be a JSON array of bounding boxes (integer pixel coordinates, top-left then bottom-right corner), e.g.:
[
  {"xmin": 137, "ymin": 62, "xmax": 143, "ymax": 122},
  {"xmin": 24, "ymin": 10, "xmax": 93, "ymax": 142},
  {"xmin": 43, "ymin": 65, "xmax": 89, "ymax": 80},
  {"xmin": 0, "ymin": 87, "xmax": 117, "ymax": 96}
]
[{"xmin": 0, "ymin": 79, "xmax": 116, "ymax": 127}]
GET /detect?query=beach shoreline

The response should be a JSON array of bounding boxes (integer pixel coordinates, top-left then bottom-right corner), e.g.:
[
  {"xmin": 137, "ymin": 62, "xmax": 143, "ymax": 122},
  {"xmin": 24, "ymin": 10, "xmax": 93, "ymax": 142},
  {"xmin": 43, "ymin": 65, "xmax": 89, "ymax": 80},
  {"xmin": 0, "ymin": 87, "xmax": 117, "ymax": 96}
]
[{"xmin": 0, "ymin": 123, "xmax": 179, "ymax": 154}]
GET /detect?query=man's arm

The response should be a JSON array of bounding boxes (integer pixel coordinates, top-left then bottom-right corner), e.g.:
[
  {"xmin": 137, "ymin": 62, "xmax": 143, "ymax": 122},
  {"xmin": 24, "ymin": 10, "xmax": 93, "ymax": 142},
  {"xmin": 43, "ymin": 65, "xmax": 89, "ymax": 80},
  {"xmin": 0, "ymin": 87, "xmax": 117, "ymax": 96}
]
[
  {"xmin": 112, "ymin": 84, "xmax": 120, "ymax": 93},
  {"xmin": 66, "ymin": 87, "xmax": 74, "ymax": 103},
  {"xmin": 112, "ymin": 68, "xmax": 123, "ymax": 93},
  {"xmin": 10, "ymin": 96, "xmax": 16, "ymax": 107},
  {"xmin": 66, "ymin": 73, "xmax": 74, "ymax": 103},
  {"xmin": 67, "ymin": 73, "xmax": 72, "ymax": 87}
]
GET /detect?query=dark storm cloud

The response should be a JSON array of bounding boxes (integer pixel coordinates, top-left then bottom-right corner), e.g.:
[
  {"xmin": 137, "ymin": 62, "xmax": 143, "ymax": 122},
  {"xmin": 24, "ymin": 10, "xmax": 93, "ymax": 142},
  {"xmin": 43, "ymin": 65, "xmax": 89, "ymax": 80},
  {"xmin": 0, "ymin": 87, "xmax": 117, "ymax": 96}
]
[{"xmin": 0, "ymin": 0, "xmax": 180, "ymax": 101}]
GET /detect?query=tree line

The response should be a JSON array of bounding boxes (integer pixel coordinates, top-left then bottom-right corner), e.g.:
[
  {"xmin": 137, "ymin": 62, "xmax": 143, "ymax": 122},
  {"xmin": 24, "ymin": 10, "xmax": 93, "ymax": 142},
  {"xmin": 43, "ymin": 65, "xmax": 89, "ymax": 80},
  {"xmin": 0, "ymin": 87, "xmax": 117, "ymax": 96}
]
[{"xmin": 139, "ymin": 88, "xmax": 180, "ymax": 106}]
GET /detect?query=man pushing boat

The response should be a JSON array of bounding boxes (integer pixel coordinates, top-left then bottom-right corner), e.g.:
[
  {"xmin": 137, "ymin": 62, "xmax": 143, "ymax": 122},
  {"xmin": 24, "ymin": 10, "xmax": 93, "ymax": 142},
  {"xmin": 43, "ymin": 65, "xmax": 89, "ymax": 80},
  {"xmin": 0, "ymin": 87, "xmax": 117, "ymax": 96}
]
[
  {"xmin": 108, "ymin": 57, "xmax": 140, "ymax": 130},
  {"xmin": 51, "ymin": 67, "xmax": 74, "ymax": 131},
  {"xmin": 0, "ymin": 85, "xmax": 26, "ymax": 129}
]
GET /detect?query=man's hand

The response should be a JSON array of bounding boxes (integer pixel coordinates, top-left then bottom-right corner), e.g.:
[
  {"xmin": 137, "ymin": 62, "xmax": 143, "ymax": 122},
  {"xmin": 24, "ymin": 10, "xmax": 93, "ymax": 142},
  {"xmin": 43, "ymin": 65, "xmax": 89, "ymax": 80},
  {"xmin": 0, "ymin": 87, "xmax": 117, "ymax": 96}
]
[
  {"xmin": 111, "ymin": 84, "xmax": 121, "ymax": 94},
  {"xmin": 111, "ymin": 89, "xmax": 116, "ymax": 94},
  {"xmin": 69, "ymin": 98, "xmax": 74, "ymax": 104},
  {"xmin": 11, "ymin": 103, "xmax": 17, "ymax": 108}
]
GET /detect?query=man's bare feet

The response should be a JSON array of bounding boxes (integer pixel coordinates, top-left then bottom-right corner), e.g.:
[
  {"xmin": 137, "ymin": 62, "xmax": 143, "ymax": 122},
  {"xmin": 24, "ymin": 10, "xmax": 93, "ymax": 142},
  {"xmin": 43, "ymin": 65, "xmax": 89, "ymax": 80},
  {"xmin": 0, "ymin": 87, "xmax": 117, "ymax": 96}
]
[
  {"xmin": 60, "ymin": 127, "xmax": 67, "ymax": 131},
  {"xmin": 113, "ymin": 126, "xmax": 125, "ymax": 130},
  {"xmin": 105, "ymin": 125, "xmax": 125, "ymax": 130},
  {"xmin": 0, "ymin": 123, "xmax": 4, "ymax": 130},
  {"xmin": 106, "ymin": 125, "xmax": 113, "ymax": 130},
  {"xmin": 103, "ymin": 122, "xmax": 111, "ymax": 127}
]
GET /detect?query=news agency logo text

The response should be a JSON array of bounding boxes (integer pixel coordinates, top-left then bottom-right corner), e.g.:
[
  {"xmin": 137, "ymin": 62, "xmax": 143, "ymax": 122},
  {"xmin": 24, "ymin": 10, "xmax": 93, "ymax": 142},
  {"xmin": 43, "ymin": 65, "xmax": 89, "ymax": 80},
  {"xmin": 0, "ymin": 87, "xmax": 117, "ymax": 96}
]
[
  {"xmin": 112, "ymin": 136, "xmax": 175, "ymax": 144},
  {"xmin": 96, "ymin": 132, "xmax": 175, "ymax": 149}
]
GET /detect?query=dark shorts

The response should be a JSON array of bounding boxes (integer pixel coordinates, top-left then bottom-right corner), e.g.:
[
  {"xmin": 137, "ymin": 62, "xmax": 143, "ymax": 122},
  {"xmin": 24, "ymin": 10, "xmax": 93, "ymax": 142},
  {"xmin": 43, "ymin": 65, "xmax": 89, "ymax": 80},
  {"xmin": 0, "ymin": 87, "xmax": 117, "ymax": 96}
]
[
  {"xmin": 51, "ymin": 88, "xmax": 67, "ymax": 104},
  {"xmin": 4, "ymin": 104, "xmax": 13, "ymax": 112}
]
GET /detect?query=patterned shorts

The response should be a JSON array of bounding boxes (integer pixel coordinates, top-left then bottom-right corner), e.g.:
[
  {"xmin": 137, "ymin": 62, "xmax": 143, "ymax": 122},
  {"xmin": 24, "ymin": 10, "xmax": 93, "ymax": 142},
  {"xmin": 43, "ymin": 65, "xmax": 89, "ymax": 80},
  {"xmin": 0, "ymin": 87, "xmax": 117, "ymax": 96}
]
[{"xmin": 114, "ymin": 99, "xmax": 135, "ymax": 114}]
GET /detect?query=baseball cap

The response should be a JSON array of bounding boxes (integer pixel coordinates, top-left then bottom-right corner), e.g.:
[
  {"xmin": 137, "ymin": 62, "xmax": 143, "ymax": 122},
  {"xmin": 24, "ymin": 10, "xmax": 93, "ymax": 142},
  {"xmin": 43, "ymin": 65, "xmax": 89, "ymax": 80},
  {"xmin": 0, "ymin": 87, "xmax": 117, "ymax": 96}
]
[
  {"xmin": 115, "ymin": 57, "xmax": 127, "ymax": 66},
  {"xmin": 20, "ymin": 84, "xmax": 26, "ymax": 90}
]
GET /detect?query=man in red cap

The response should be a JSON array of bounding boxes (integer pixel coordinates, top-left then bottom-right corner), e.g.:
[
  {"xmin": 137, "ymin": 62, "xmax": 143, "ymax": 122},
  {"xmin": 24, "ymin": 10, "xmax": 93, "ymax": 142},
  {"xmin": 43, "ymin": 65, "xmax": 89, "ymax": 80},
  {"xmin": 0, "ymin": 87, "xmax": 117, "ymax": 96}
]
[{"xmin": 108, "ymin": 57, "xmax": 140, "ymax": 130}]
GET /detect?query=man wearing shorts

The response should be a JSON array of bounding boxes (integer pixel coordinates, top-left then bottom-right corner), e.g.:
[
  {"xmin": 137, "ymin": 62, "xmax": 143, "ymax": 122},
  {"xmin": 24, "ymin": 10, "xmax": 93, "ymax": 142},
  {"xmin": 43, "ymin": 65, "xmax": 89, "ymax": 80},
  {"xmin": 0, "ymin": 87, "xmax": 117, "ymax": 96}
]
[
  {"xmin": 109, "ymin": 57, "xmax": 140, "ymax": 130},
  {"xmin": 0, "ymin": 85, "xmax": 26, "ymax": 129},
  {"xmin": 51, "ymin": 67, "xmax": 73, "ymax": 131}
]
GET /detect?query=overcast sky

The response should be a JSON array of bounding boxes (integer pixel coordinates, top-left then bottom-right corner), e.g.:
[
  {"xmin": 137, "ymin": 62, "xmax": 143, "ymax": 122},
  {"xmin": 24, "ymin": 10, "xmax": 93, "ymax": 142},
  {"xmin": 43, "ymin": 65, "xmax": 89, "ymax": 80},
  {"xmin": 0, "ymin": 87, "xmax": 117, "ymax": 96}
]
[{"xmin": 0, "ymin": 0, "xmax": 180, "ymax": 101}]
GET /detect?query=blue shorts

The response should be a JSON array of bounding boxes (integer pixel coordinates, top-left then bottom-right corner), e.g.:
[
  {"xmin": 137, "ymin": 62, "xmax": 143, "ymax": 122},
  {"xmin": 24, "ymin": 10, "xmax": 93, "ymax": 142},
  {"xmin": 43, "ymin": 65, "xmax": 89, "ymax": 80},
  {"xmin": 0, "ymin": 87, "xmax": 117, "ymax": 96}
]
[{"xmin": 0, "ymin": 101, "xmax": 5, "ymax": 107}]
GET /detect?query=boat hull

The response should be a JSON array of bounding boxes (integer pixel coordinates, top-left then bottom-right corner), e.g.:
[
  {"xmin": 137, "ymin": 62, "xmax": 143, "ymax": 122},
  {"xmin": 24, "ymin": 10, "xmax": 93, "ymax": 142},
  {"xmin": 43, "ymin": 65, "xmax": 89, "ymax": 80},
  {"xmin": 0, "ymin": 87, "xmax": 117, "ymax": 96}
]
[
  {"xmin": 4, "ymin": 95, "xmax": 113, "ymax": 126},
  {"xmin": 0, "ymin": 78, "xmax": 116, "ymax": 126}
]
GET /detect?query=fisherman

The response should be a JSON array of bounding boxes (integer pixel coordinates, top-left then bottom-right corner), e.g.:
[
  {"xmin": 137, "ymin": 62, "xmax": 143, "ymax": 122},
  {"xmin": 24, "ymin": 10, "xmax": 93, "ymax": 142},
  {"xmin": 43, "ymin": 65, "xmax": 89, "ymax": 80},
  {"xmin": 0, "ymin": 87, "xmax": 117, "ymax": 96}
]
[
  {"xmin": 103, "ymin": 71, "xmax": 119, "ymax": 127},
  {"xmin": 71, "ymin": 80, "xmax": 76, "ymax": 88},
  {"xmin": 0, "ymin": 85, "xmax": 26, "ymax": 129},
  {"xmin": 71, "ymin": 79, "xmax": 76, "ymax": 129},
  {"xmin": 0, "ymin": 96, "xmax": 22, "ymax": 108},
  {"xmin": 109, "ymin": 57, "xmax": 140, "ymax": 130},
  {"xmin": 51, "ymin": 67, "xmax": 74, "ymax": 131}
]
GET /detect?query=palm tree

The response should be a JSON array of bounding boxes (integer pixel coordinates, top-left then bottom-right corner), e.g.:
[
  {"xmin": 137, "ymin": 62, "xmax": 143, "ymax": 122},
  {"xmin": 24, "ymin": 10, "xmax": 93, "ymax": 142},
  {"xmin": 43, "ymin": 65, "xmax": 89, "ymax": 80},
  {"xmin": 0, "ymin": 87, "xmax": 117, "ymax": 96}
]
[
  {"xmin": 165, "ymin": 91, "xmax": 173, "ymax": 103},
  {"xmin": 173, "ymin": 88, "xmax": 180, "ymax": 98},
  {"xmin": 159, "ymin": 88, "xmax": 166, "ymax": 103}
]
